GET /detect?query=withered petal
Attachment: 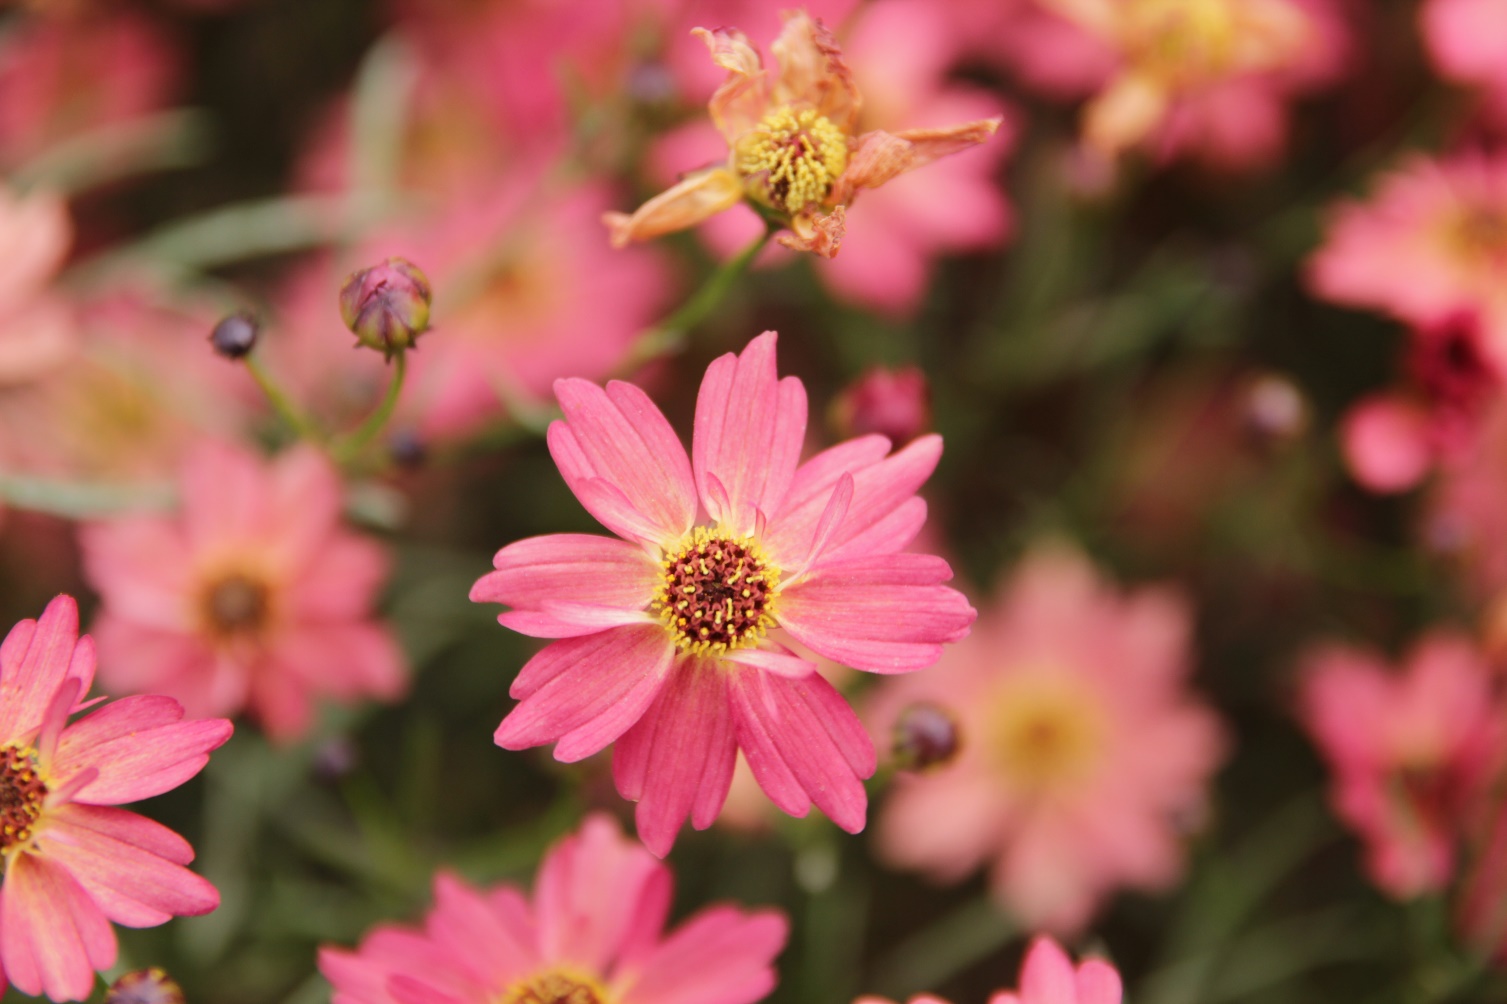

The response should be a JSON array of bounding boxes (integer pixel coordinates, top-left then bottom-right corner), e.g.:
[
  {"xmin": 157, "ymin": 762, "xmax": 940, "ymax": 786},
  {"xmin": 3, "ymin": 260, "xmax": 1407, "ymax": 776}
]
[
  {"xmin": 694, "ymin": 26, "xmax": 770, "ymax": 143},
  {"xmin": 770, "ymin": 11, "xmax": 861, "ymax": 133},
  {"xmin": 603, "ymin": 167, "xmax": 745, "ymax": 248}
]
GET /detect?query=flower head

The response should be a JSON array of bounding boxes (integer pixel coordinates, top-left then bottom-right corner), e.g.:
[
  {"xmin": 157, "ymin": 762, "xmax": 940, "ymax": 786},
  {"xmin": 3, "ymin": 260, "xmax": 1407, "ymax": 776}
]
[
  {"xmin": 339, "ymin": 257, "xmax": 432, "ymax": 360},
  {"xmin": 471, "ymin": 332, "xmax": 975, "ymax": 854},
  {"xmin": 869, "ymin": 544, "xmax": 1225, "ymax": 934},
  {"xmin": 604, "ymin": 10, "xmax": 1001, "ymax": 257},
  {"xmin": 856, "ymin": 936, "xmax": 1122, "ymax": 1004},
  {"xmin": 0, "ymin": 595, "xmax": 231, "ymax": 1002},
  {"xmin": 80, "ymin": 441, "xmax": 406, "ymax": 742},
  {"xmin": 319, "ymin": 813, "xmax": 787, "ymax": 1004}
]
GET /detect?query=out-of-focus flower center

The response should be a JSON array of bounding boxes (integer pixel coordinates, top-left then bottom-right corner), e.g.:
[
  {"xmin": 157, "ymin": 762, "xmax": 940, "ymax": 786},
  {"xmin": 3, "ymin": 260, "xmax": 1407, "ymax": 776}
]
[
  {"xmin": 733, "ymin": 106, "xmax": 849, "ymax": 215},
  {"xmin": 1452, "ymin": 206, "xmax": 1507, "ymax": 265},
  {"xmin": 988, "ymin": 675, "xmax": 1106, "ymax": 791},
  {"xmin": 654, "ymin": 527, "xmax": 779, "ymax": 654},
  {"xmin": 1118, "ymin": 0, "xmax": 1305, "ymax": 84},
  {"xmin": 0, "ymin": 744, "xmax": 47, "ymax": 852},
  {"xmin": 498, "ymin": 968, "xmax": 611, "ymax": 1004},
  {"xmin": 200, "ymin": 571, "xmax": 273, "ymax": 641}
]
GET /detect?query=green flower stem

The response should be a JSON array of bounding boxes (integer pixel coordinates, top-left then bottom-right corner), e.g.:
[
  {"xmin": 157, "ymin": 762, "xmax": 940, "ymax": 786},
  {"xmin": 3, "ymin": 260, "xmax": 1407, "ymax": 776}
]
[
  {"xmin": 333, "ymin": 351, "xmax": 409, "ymax": 465},
  {"xmin": 244, "ymin": 352, "xmax": 323, "ymax": 444}
]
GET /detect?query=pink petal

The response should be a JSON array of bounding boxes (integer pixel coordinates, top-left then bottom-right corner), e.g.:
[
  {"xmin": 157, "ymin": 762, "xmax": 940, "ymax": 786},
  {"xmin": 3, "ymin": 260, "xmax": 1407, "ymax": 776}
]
[
  {"xmin": 36, "ymin": 804, "xmax": 219, "ymax": 926},
  {"xmin": 724, "ymin": 647, "xmax": 818, "ymax": 678},
  {"xmin": 51, "ymin": 696, "xmax": 232, "ymax": 805},
  {"xmin": 1076, "ymin": 960, "xmax": 1123, "ymax": 1004},
  {"xmin": 693, "ymin": 332, "xmax": 808, "ymax": 536},
  {"xmin": 180, "ymin": 441, "xmax": 272, "ymax": 554},
  {"xmin": 283, "ymin": 533, "xmax": 391, "ymax": 620},
  {"xmin": 1019, "ymin": 937, "xmax": 1078, "ymax": 1004},
  {"xmin": 50, "ymin": 803, "xmax": 195, "ymax": 864},
  {"xmin": 423, "ymin": 873, "xmax": 538, "ymax": 989},
  {"xmin": 0, "ymin": 595, "xmax": 83, "ymax": 745},
  {"xmin": 1340, "ymin": 394, "xmax": 1434, "ymax": 493},
  {"xmin": 549, "ymin": 378, "xmax": 696, "ymax": 543},
  {"xmin": 495, "ymin": 626, "xmax": 674, "ymax": 762},
  {"xmin": 271, "ymin": 623, "xmax": 406, "ymax": 700},
  {"xmin": 613, "ymin": 660, "xmax": 739, "ymax": 857},
  {"xmin": 2, "ymin": 851, "xmax": 116, "ymax": 1002},
  {"xmin": 471, "ymin": 534, "xmax": 661, "ymax": 618},
  {"xmin": 777, "ymin": 554, "xmax": 976, "ymax": 672},
  {"xmin": 729, "ymin": 665, "xmax": 875, "ymax": 832},
  {"xmin": 620, "ymin": 906, "xmax": 788, "ymax": 1004}
]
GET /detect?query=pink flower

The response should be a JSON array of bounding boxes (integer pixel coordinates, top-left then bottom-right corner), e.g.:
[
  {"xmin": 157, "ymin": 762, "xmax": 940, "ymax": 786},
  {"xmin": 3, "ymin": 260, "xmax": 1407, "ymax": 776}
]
[
  {"xmin": 869, "ymin": 544, "xmax": 1225, "ymax": 934},
  {"xmin": 1426, "ymin": 401, "xmax": 1507, "ymax": 597},
  {"xmin": 0, "ymin": 595, "xmax": 231, "ymax": 1002},
  {"xmin": 1308, "ymin": 153, "xmax": 1507, "ymax": 371},
  {"xmin": 0, "ymin": 184, "xmax": 73, "ymax": 385},
  {"xmin": 1421, "ymin": 0, "xmax": 1507, "ymax": 126},
  {"xmin": 857, "ymin": 936, "xmax": 1122, "ymax": 1004},
  {"xmin": 80, "ymin": 441, "xmax": 405, "ymax": 742},
  {"xmin": 319, "ymin": 812, "xmax": 787, "ymax": 1004},
  {"xmin": 471, "ymin": 331, "xmax": 975, "ymax": 855},
  {"xmin": 1297, "ymin": 632, "xmax": 1503, "ymax": 898}
]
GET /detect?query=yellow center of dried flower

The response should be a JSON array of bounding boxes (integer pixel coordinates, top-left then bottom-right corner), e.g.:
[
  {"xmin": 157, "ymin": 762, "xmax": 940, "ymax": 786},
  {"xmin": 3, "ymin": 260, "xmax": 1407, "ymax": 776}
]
[
  {"xmin": 200, "ymin": 571, "xmax": 273, "ymax": 641},
  {"xmin": 989, "ymin": 674, "xmax": 1107, "ymax": 792},
  {"xmin": 653, "ymin": 527, "xmax": 779, "ymax": 654},
  {"xmin": 733, "ymin": 106, "xmax": 849, "ymax": 215},
  {"xmin": 0, "ymin": 745, "xmax": 47, "ymax": 852},
  {"xmin": 498, "ymin": 969, "xmax": 611, "ymax": 1004}
]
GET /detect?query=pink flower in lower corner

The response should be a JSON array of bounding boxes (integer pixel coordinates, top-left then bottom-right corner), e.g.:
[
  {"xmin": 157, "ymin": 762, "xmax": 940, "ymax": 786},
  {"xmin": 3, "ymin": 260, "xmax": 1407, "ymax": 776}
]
[
  {"xmin": 857, "ymin": 937, "xmax": 1121, "ymax": 1004},
  {"xmin": 320, "ymin": 812, "xmax": 787, "ymax": 1004},
  {"xmin": 80, "ymin": 441, "xmax": 406, "ymax": 742},
  {"xmin": 868, "ymin": 544, "xmax": 1226, "ymax": 935},
  {"xmin": 471, "ymin": 331, "xmax": 976, "ymax": 855},
  {"xmin": 0, "ymin": 595, "xmax": 231, "ymax": 1002}
]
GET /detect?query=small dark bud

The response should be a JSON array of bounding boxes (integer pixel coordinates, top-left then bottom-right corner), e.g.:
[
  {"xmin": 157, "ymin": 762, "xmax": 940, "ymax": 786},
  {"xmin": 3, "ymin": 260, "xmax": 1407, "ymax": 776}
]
[
  {"xmin": 339, "ymin": 256, "xmax": 432, "ymax": 360},
  {"xmin": 208, "ymin": 311, "xmax": 259, "ymax": 360},
  {"xmin": 830, "ymin": 365, "xmax": 931, "ymax": 446},
  {"xmin": 891, "ymin": 701, "xmax": 960, "ymax": 772},
  {"xmin": 106, "ymin": 968, "xmax": 185, "ymax": 1004},
  {"xmin": 388, "ymin": 428, "xmax": 427, "ymax": 469},
  {"xmin": 312, "ymin": 735, "xmax": 360, "ymax": 784}
]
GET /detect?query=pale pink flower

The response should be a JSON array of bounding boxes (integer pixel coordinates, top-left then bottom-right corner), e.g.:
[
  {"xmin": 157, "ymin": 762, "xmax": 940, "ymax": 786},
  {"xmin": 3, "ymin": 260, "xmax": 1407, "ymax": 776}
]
[
  {"xmin": 870, "ymin": 544, "xmax": 1225, "ymax": 934},
  {"xmin": 1426, "ymin": 401, "xmax": 1507, "ymax": 597},
  {"xmin": 0, "ymin": 595, "xmax": 231, "ymax": 1002},
  {"xmin": 0, "ymin": 184, "xmax": 73, "ymax": 385},
  {"xmin": 471, "ymin": 331, "xmax": 975, "ymax": 855},
  {"xmin": 1298, "ymin": 633, "xmax": 1503, "ymax": 897},
  {"xmin": 80, "ymin": 441, "xmax": 405, "ymax": 742},
  {"xmin": 319, "ymin": 812, "xmax": 787, "ymax": 1004},
  {"xmin": 1421, "ymin": 0, "xmax": 1507, "ymax": 126},
  {"xmin": 1308, "ymin": 153, "xmax": 1507, "ymax": 371},
  {"xmin": 856, "ymin": 936, "xmax": 1122, "ymax": 1004}
]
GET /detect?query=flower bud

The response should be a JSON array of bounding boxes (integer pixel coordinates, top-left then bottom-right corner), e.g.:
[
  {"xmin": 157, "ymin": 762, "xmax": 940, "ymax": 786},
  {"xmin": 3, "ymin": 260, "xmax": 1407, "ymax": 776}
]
[
  {"xmin": 106, "ymin": 968, "xmax": 185, "ymax": 1004},
  {"xmin": 208, "ymin": 310, "xmax": 259, "ymax": 359},
  {"xmin": 339, "ymin": 257, "xmax": 431, "ymax": 359},
  {"xmin": 1238, "ymin": 372, "xmax": 1309, "ymax": 453},
  {"xmin": 891, "ymin": 701, "xmax": 960, "ymax": 772},
  {"xmin": 830, "ymin": 365, "xmax": 931, "ymax": 445}
]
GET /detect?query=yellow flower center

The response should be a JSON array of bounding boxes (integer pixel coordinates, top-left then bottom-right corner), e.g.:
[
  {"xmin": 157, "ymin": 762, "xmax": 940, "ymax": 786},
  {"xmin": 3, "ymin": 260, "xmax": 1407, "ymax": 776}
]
[
  {"xmin": 0, "ymin": 745, "xmax": 47, "ymax": 853},
  {"xmin": 1452, "ymin": 206, "xmax": 1507, "ymax": 266},
  {"xmin": 1123, "ymin": 0, "xmax": 1243, "ymax": 81},
  {"xmin": 199, "ymin": 570, "xmax": 273, "ymax": 642},
  {"xmin": 498, "ymin": 969, "xmax": 611, "ymax": 1004},
  {"xmin": 988, "ymin": 673, "xmax": 1107, "ymax": 792},
  {"xmin": 653, "ymin": 526, "xmax": 779, "ymax": 655},
  {"xmin": 733, "ymin": 106, "xmax": 849, "ymax": 216}
]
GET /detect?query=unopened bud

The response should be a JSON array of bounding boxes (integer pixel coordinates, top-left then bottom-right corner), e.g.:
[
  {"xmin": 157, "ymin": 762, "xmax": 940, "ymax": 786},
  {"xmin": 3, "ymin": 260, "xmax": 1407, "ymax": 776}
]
[
  {"xmin": 891, "ymin": 701, "xmax": 960, "ymax": 771},
  {"xmin": 208, "ymin": 310, "xmax": 259, "ymax": 360},
  {"xmin": 1238, "ymin": 372, "xmax": 1309, "ymax": 452},
  {"xmin": 339, "ymin": 257, "xmax": 431, "ymax": 359},
  {"xmin": 106, "ymin": 968, "xmax": 184, "ymax": 1004},
  {"xmin": 831, "ymin": 365, "xmax": 931, "ymax": 446}
]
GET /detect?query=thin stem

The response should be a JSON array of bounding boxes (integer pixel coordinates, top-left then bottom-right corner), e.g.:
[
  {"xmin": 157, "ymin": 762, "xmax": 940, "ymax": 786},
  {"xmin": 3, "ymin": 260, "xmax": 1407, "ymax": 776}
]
[
  {"xmin": 244, "ymin": 353, "xmax": 323, "ymax": 443},
  {"xmin": 334, "ymin": 351, "xmax": 408, "ymax": 464}
]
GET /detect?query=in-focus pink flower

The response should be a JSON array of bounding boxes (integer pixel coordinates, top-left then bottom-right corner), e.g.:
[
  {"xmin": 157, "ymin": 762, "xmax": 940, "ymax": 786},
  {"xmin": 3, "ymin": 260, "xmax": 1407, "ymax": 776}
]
[
  {"xmin": 856, "ymin": 936, "xmax": 1122, "ymax": 1004},
  {"xmin": 1298, "ymin": 632, "xmax": 1503, "ymax": 898},
  {"xmin": 869, "ymin": 544, "xmax": 1225, "ymax": 934},
  {"xmin": 80, "ymin": 441, "xmax": 405, "ymax": 742},
  {"xmin": 471, "ymin": 331, "xmax": 976, "ymax": 855},
  {"xmin": 319, "ymin": 812, "xmax": 787, "ymax": 1004},
  {"xmin": 1421, "ymin": 0, "xmax": 1507, "ymax": 126},
  {"xmin": 605, "ymin": 10, "xmax": 1001, "ymax": 257},
  {"xmin": 0, "ymin": 595, "xmax": 231, "ymax": 1002},
  {"xmin": 1308, "ymin": 153, "xmax": 1507, "ymax": 371}
]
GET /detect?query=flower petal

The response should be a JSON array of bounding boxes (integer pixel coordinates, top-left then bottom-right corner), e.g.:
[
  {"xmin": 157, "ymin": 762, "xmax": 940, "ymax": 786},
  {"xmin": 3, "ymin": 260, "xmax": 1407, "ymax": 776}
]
[
  {"xmin": 778, "ymin": 206, "xmax": 846, "ymax": 257},
  {"xmin": 423, "ymin": 872, "xmax": 538, "ymax": 990},
  {"xmin": 834, "ymin": 121, "xmax": 1002, "ymax": 203},
  {"xmin": 770, "ymin": 11, "xmax": 859, "ymax": 130},
  {"xmin": 605, "ymin": 168, "xmax": 745, "ymax": 248},
  {"xmin": 693, "ymin": 332, "xmax": 807, "ymax": 535},
  {"xmin": 50, "ymin": 696, "xmax": 232, "ymax": 805},
  {"xmin": 692, "ymin": 27, "xmax": 769, "ymax": 142},
  {"xmin": 1077, "ymin": 960, "xmax": 1124, "ymax": 1004},
  {"xmin": 2, "ymin": 851, "xmax": 116, "ymax": 1002},
  {"xmin": 618, "ymin": 906, "xmax": 788, "ymax": 1004},
  {"xmin": 613, "ymin": 660, "xmax": 739, "ymax": 857},
  {"xmin": 0, "ymin": 595, "xmax": 85, "ymax": 746},
  {"xmin": 777, "ymin": 553, "xmax": 976, "ymax": 672},
  {"xmin": 495, "ymin": 626, "xmax": 675, "ymax": 762},
  {"xmin": 472, "ymin": 534, "xmax": 661, "ymax": 617},
  {"xmin": 1020, "ymin": 937, "xmax": 1079, "ymax": 1004}
]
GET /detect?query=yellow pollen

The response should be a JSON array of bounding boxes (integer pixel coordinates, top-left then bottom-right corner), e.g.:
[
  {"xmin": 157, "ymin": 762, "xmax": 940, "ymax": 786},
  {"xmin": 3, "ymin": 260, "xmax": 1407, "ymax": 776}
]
[
  {"xmin": 733, "ymin": 106, "xmax": 849, "ymax": 215},
  {"xmin": 498, "ymin": 969, "xmax": 611, "ymax": 1004},
  {"xmin": 0, "ymin": 745, "xmax": 48, "ymax": 854},
  {"xmin": 988, "ymin": 673, "xmax": 1107, "ymax": 792},
  {"xmin": 653, "ymin": 526, "xmax": 779, "ymax": 655}
]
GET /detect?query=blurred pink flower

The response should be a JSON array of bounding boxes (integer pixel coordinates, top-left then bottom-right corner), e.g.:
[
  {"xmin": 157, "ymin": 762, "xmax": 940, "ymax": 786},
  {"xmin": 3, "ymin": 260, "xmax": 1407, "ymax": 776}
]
[
  {"xmin": 831, "ymin": 365, "xmax": 932, "ymax": 445},
  {"xmin": 869, "ymin": 544, "xmax": 1225, "ymax": 934},
  {"xmin": 80, "ymin": 441, "xmax": 405, "ymax": 742},
  {"xmin": 1427, "ymin": 401, "xmax": 1507, "ymax": 598},
  {"xmin": 856, "ymin": 936, "xmax": 1122, "ymax": 1004},
  {"xmin": 0, "ymin": 184, "xmax": 74, "ymax": 385},
  {"xmin": 471, "ymin": 331, "xmax": 975, "ymax": 855},
  {"xmin": 1421, "ymin": 0, "xmax": 1507, "ymax": 126},
  {"xmin": 0, "ymin": 595, "xmax": 230, "ymax": 1002},
  {"xmin": 319, "ymin": 812, "xmax": 787, "ymax": 1004},
  {"xmin": 1308, "ymin": 153, "xmax": 1507, "ymax": 370},
  {"xmin": 986, "ymin": 0, "xmax": 1348, "ymax": 168},
  {"xmin": 1298, "ymin": 633, "xmax": 1503, "ymax": 897}
]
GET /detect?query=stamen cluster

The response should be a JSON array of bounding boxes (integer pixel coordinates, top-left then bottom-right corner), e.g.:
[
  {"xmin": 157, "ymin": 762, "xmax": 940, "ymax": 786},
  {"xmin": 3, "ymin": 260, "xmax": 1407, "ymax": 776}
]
[
  {"xmin": 734, "ymin": 106, "xmax": 849, "ymax": 215},
  {"xmin": 654, "ymin": 527, "xmax": 778, "ymax": 654},
  {"xmin": 200, "ymin": 571, "xmax": 271, "ymax": 640},
  {"xmin": 0, "ymin": 743, "xmax": 48, "ymax": 852},
  {"xmin": 499, "ymin": 969, "xmax": 610, "ymax": 1004}
]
